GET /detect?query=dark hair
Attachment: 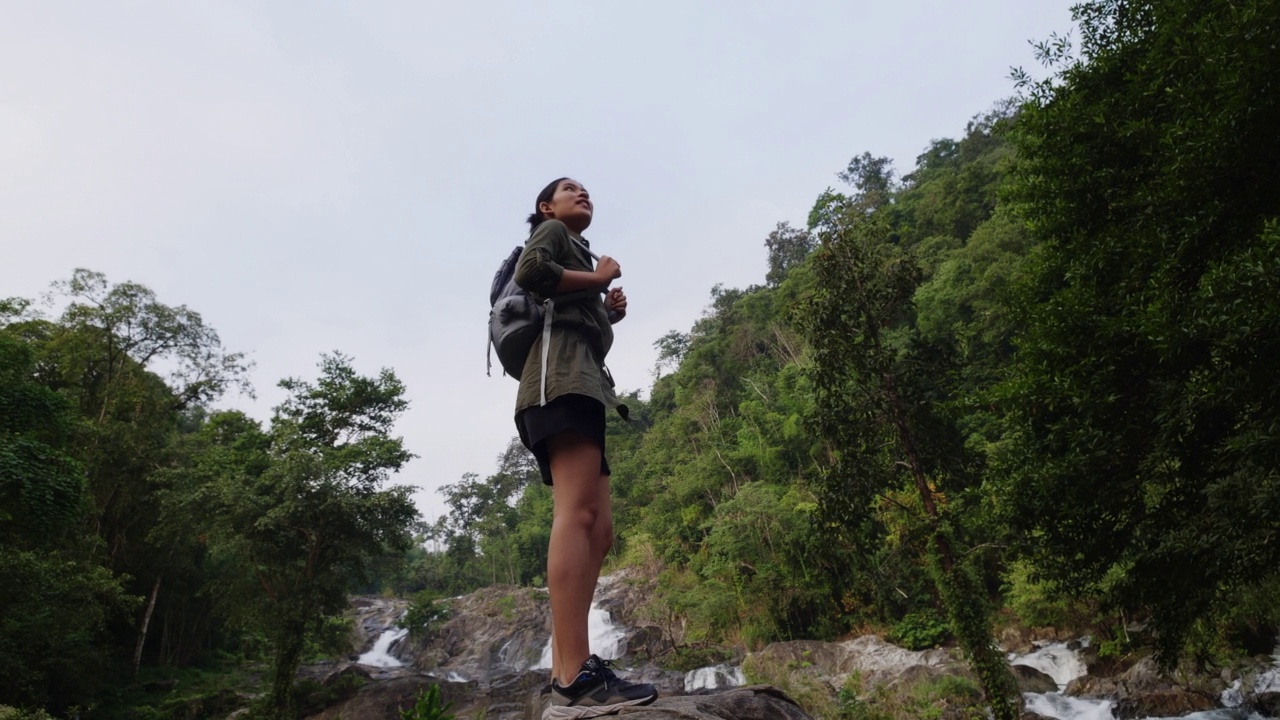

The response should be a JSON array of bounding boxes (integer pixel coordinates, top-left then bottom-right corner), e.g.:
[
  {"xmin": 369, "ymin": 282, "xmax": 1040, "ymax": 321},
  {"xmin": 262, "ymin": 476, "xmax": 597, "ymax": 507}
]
[{"xmin": 527, "ymin": 177, "xmax": 571, "ymax": 234}]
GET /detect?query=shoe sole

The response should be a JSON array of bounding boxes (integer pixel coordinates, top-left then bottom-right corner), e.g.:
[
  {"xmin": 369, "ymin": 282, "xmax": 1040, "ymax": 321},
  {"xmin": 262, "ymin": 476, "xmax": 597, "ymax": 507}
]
[{"xmin": 542, "ymin": 695, "xmax": 657, "ymax": 720}]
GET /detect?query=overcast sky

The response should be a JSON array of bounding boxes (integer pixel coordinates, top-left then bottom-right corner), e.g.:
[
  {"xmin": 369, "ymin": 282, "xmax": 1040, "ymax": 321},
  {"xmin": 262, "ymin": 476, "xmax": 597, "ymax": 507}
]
[{"xmin": 2, "ymin": 1, "xmax": 1073, "ymax": 521}]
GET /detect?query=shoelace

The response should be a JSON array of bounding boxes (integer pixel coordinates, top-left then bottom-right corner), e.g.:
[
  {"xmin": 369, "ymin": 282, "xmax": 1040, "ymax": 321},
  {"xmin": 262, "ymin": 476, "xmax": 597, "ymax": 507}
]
[{"xmin": 592, "ymin": 658, "xmax": 622, "ymax": 682}]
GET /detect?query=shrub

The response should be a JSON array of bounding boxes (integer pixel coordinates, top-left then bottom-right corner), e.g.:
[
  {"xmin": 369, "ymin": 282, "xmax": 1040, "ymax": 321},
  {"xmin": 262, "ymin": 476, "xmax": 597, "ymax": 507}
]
[{"xmin": 888, "ymin": 610, "xmax": 950, "ymax": 650}]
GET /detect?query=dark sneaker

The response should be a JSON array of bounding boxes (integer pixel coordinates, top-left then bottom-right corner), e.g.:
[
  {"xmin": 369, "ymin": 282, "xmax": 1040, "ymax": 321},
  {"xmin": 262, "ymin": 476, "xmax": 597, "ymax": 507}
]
[
  {"xmin": 537, "ymin": 683, "xmax": 553, "ymax": 719},
  {"xmin": 543, "ymin": 655, "xmax": 658, "ymax": 720}
]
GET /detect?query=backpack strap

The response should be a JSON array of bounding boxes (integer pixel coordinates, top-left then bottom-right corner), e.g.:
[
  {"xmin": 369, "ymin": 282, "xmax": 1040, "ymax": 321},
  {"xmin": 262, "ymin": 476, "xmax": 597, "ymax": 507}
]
[{"xmin": 540, "ymin": 237, "xmax": 605, "ymax": 402}]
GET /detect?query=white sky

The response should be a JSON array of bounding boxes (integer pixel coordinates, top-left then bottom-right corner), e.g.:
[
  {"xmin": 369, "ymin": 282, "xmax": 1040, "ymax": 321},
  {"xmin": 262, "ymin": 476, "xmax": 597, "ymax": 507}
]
[{"xmin": 1, "ymin": 1, "xmax": 1072, "ymax": 521}]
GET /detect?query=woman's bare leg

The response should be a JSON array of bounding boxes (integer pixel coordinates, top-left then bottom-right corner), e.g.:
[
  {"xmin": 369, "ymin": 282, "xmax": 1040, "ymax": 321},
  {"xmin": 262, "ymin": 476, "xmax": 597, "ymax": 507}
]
[
  {"xmin": 546, "ymin": 432, "xmax": 610, "ymax": 686},
  {"xmin": 548, "ymin": 475, "xmax": 611, "ymax": 683}
]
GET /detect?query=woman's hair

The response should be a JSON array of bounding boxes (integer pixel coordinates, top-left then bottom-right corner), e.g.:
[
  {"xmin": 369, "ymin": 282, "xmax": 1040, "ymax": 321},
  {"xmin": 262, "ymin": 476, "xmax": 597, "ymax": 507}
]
[{"xmin": 527, "ymin": 177, "xmax": 571, "ymax": 234}]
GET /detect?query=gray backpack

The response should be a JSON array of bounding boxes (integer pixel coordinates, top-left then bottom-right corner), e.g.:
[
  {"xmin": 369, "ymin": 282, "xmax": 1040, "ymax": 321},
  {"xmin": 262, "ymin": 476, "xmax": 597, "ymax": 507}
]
[{"xmin": 487, "ymin": 238, "xmax": 602, "ymax": 392}]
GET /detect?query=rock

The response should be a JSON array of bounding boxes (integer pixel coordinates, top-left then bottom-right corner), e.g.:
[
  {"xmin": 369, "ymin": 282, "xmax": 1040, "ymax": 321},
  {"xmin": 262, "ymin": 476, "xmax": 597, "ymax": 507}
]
[
  {"xmin": 1254, "ymin": 691, "xmax": 1280, "ymax": 717},
  {"xmin": 744, "ymin": 635, "xmax": 963, "ymax": 694},
  {"xmin": 613, "ymin": 685, "xmax": 810, "ymax": 720},
  {"xmin": 407, "ymin": 584, "xmax": 551, "ymax": 685},
  {"xmin": 1116, "ymin": 655, "xmax": 1168, "ymax": 693},
  {"xmin": 997, "ymin": 625, "xmax": 1081, "ymax": 655},
  {"xmin": 352, "ymin": 596, "xmax": 411, "ymax": 653},
  {"xmin": 1065, "ymin": 673, "xmax": 1123, "ymax": 698},
  {"xmin": 1112, "ymin": 689, "xmax": 1214, "ymax": 719},
  {"xmin": 1065, "ymin": 655, "xmax": 1174, "ymax": 700},
  {"xmin": 303, "ymin": 676, "xmax": 533, "ymax": 720},
  {"xmin": 1010, "ymin": 664, "xmax": 1059, "ymax": 694},
  {"xmin": 837, "ymin": 635, "xmax": 959, "ymax": 685},
  {"xmin": 308, "ymin": 681, "xmax": 809, "ymax": 720}
]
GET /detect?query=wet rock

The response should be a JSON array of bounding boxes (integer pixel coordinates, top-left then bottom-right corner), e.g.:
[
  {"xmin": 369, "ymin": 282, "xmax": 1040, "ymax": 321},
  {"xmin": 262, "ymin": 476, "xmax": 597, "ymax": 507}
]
[
  {"xmin": 1116, "ymin": 655, "xmax": 1167, "ymax": 693},
  {"xmin": 407, "ymin": 584, "xmax": 551, "ymax": 685},
  {"xmin": 1010, "ymin": 664, "xmax": 1058, "ymax": 694},
  {"xmin": 1065, "ymin": 655, "xmax": 1174, "ymax": 700},
  {"xmin": 351, "ymin": 596, "xmax": 411, "ymax": 652},
  {"xmin": 1254, "ymin": 691, "xmax": 1280, "ymax": 717},
  {"xmin": 837, "ymin": 636, "xmax": 959, "ymax": 685},
  {"xmin": 997, "ymin": 625, "xmax": 1081, "ymax": 655},
  {"xmin": 1112, "ymin": 689, "xmax": 1214, "ymax": 719},
  {"xmin": 612, "ymin": 685, "xmax": 810, "ymax": 720},
  {"xmin": 1064, "ymin": 673, "xmax": 1123, "ymax": 698},
  {"xmin": 304, "ymin": 677, "xmax": 465, "ymax": 720},
  {"xmin": 308, "ymin": 680, "xmax": 808, "ymax": 720}
]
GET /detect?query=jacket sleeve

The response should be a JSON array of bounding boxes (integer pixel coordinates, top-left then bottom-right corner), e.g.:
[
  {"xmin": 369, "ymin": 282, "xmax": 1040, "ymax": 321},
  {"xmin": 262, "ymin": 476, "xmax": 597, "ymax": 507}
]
[{"xmin": 514, "ymin": 220, "xmax": 568, "ymax": 297}]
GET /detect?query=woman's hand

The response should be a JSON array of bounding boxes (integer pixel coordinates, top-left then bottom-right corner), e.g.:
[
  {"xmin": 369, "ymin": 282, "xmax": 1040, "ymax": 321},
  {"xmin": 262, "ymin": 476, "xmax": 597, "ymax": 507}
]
[
  {"xmin": 606, "ymin": 287, "xmax": 627, "ymax": 324},
  {"xmin": 594, "ymin": 256, "xmax": 622, "ymax": 286}
]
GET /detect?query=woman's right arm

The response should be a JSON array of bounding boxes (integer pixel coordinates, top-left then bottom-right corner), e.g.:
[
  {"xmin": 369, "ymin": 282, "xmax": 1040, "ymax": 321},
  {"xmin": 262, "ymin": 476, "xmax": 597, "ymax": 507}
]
[{"xmin": 514, "ymin": 221, "xmax": 620, "ymax": 295}]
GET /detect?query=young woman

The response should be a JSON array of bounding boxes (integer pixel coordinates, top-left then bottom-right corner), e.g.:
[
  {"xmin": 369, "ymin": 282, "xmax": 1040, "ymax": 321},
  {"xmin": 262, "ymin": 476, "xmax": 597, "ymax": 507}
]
[{"xmin": 513, "ymin": 178, "xmax": 658, "ymax": 719}]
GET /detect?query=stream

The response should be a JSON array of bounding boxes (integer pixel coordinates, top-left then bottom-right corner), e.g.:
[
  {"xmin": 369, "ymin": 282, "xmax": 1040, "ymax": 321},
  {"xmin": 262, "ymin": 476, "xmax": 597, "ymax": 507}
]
[{"xmin": 1010, "ymin": 640, "xmax": 1280, "ymax": 720}]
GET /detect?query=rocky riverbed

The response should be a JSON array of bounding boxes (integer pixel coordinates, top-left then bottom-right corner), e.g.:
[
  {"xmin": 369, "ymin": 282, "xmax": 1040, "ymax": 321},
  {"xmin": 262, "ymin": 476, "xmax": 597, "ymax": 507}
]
[{"xmin": 295, "ymin": 571, "xmax": 1280, "ymax": 720}]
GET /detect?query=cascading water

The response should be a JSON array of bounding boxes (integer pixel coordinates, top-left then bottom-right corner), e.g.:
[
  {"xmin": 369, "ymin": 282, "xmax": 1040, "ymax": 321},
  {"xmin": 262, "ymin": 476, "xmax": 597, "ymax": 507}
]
[
  {"xmin": 535, "ymin": 602, "xmax": 627, "ymax": 670},
  {"xmin": 684, "ymin": 664, "xmax": 747, "ymax": 692},
  {"xmin": 1011, "ymin": 639, "xmax": 1091, "ymax": 689},
  {"xmin": 1008, "ymin": 640, "xmax": 1105, "ymax": 720},
  {"xmin": 1009, "ymin": 639, "xmax": 1280, "ymax": 720},
  {"xmin": 357, "ymin": 627, "xmax": 408, "ymax": 668}
]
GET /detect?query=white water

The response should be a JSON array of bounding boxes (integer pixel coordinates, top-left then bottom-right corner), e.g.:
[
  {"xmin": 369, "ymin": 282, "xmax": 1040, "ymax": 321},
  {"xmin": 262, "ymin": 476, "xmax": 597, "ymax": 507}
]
[
  {"xmin": 1255, "ymin": 643, "xmax": 1280, "ymax": 695},
  {"xmin": 1010, "ymin": 639, "xmax": 1091, "ymax": 690},
  {"xmin": 534, "ymin": 602, "xmax": 627, "ymax": 670},
  {"xmin": 357, "ymin": 627, "xmax": 408, "ymax": 667},
  {"xmin": 1009, "ymin": 639, "xmax": 1280, "ymax": 720},
  {"xmin": 684, "ymin": 664, "xmax": 747, "ymax": 692},
  {"xmin": 1025, "ymin": 692, "xmax": 1116, "ymax": 720}
]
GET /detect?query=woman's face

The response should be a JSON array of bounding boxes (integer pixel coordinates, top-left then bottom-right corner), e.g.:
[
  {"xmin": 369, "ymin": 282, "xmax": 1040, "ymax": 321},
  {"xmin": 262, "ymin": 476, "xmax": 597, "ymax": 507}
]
[{"xmin": 539, "ymin": 179, "xmax": 593, "ymax": 232}]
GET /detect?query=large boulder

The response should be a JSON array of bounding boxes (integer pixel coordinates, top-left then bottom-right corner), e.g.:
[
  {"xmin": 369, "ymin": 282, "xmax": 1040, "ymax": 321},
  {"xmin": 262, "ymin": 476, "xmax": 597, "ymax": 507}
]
[
  {"xmin": 305, "ymin": 682, "xmax": 808, "ymax": 720},
  {"xmin": 615, "ymin": 685, "xmax": 809, "ymax": 720},
  {"xmin": 1112, "ymin": 690, "xmax": 1215, "ymax": 720},
  {"xmin": 1253, "ymin": 691, "xmax": 1280, "ymax": 717},
  {"xmin": 1010, "ymin": 664, "xmax": 1059, "ymax": 694},
  {"xmin": 742, "ymin": 636, "xmax": 981, "ymax": 720},
  {"xmin": 407, "ymin": 584, "xmax": 551, "ymax": 685},
  {"xmin": 351, "ymin": 597, "xmax": 411, "ymax": 655}
]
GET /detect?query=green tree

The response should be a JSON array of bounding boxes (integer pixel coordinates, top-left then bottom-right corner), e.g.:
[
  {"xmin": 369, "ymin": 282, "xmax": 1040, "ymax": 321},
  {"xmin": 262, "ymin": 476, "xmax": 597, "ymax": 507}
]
[
  {"xmin": 999, "ymin": 0, "xmax": 1280, "ymax": 661},
  {"xmin": 164, "ymin": 354, "xmax": 418, "ymax": 719},
  {"xmin": 800, "ymin": 201, "xmax": 1019, "ymax": 719},
  {"xmin": 0, "ymin": 332, "xmax": 136, "ymax": 709},
  {"xmin": 764, "ymin": 222, "xmax": 816, "ymax": 287}
]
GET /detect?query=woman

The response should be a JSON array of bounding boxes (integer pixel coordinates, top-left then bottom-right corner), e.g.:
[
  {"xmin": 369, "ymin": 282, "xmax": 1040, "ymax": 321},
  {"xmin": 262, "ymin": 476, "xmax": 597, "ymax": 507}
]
[{"xmin": 513, "ymin": 178, "xmax": 658, "ymax": 719}]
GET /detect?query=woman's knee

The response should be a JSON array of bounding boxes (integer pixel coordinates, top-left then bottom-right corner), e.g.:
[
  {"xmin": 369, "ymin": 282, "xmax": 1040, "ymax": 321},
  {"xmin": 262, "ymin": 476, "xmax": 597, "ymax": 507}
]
[
  {"xmin": 559, "ymin": 503, "xmax": 601, "ymax": 532},
  {"xmin": 595, "ymin": 522, "xmax": 614, "ymax": 556}
]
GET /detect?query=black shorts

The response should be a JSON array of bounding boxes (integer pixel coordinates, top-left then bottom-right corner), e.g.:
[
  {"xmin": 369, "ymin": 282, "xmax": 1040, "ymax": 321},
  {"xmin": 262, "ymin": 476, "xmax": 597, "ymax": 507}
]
[{"xmin": 517, "ymin": 393, "xmax": 611, "ymax": 485}]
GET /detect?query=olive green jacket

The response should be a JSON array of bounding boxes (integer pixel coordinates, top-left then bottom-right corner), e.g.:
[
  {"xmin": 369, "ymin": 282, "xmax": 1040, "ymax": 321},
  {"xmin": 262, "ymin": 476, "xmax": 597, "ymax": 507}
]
[{"xmin": 513, "ymin": 219, "xmax": 627, "ymax": 419}]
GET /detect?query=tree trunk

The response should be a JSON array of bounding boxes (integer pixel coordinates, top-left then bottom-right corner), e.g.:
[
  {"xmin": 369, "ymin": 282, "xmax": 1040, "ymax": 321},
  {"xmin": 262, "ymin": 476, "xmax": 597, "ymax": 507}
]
[
  {"xmin": 884, "ymin": 375, "xmax": 1020, "ymax": 720},
  {"xmin": 133, "ymin": 574, "xmax": 162, "ymax": 678},
  {"xmin": 267, "ymin": 614, "xmax": 308, "ymax": 720}
]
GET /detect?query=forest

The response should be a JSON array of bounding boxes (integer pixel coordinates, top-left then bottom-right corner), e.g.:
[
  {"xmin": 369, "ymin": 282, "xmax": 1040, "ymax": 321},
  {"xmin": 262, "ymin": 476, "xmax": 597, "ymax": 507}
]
[{"xmin": 3, "ymin": 1, "xmax": 1278, "ymax": 719}]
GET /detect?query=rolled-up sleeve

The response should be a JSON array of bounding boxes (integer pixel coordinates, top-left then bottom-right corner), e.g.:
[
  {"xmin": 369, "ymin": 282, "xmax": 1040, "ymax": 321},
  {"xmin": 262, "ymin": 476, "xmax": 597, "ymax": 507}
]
[{"xmin": 514, "ymin": 220, "xmax": 567, "ymax": 297}]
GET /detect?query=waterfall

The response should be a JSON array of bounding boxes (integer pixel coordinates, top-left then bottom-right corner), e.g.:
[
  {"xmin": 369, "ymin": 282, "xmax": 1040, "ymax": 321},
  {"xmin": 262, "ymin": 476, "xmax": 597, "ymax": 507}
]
[
  {"xmin": 1009, "ymin": 640, "xmax": 1091, "ymax": 690},
  {"xmin": 357, "ymin": 628, "xmax": 408, "ymax": 668},
  {"xmin": 1023, "ymin": 692, "xmax": 1116, "ymax": 720},
  {"xmin": 534, "ymin": 602, "xmax": 626, "ymax": 670},
  {"xmin": 684, "ymin": 664, "xmax": 747, "ymax": 692},
  {"xmin": 1007, "ymin": 639, "xmax": 1280, "ymax": 720},
  {"xmin": 1008, "ymin": 640, "xmax": 1107, "ymax": 720}
]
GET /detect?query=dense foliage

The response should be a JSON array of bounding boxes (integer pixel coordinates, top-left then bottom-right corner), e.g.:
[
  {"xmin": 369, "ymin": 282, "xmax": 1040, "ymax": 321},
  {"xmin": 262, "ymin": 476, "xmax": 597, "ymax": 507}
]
[
  {"xmin": 997, "ymin": 0, "xmax": 1280, "ymax": 661},
  {"xmin": 1, "ymin": 279, "xmax": 418, "ymax": 718},
  {"xmin": 3, "ymin": 2, "xmax": 1278, "ymax": 718}
]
